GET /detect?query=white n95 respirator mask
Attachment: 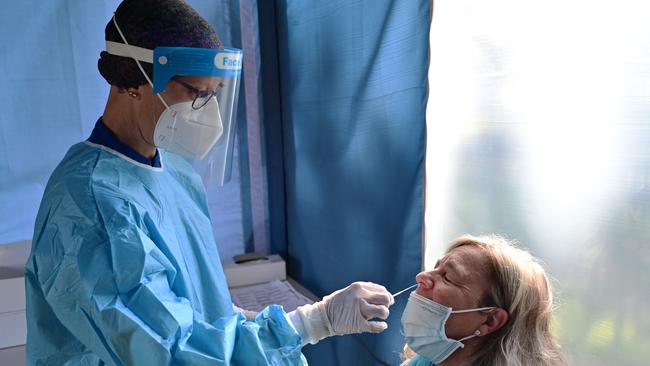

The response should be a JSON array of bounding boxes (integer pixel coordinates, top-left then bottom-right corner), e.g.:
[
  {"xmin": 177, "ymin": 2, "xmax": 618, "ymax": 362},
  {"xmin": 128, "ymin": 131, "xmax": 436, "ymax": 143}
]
[
  {"xmin": 401, "ymin": 292, "xmax": 495, "ymax": 364},
  {"xmin": 153, "ymin": 97, "xmax": 223, "ymax": 160}
]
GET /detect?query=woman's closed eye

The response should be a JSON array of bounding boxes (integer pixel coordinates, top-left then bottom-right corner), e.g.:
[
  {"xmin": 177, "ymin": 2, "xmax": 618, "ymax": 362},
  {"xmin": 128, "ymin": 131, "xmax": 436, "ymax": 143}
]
[
  {"xmin": 443, "ymin": 273, "xmax": 457, "ymax": 285},
  {"xmin": 434, "ymin": 260, "xmax": 455, "ymax": 284}
]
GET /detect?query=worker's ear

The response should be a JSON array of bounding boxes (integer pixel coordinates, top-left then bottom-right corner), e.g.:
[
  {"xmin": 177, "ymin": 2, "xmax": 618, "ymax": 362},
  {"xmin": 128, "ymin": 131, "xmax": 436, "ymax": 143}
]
[{"xmin": 477, "ymin": 308, "xmax": 508, "ymax": 336}]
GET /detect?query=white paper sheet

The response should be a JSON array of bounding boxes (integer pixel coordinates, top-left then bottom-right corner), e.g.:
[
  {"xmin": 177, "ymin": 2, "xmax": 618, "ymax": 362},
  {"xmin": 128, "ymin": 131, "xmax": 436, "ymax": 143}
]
[{"xmin": 230, "ymin": 280, "xmax": 314, "ymax": 312}]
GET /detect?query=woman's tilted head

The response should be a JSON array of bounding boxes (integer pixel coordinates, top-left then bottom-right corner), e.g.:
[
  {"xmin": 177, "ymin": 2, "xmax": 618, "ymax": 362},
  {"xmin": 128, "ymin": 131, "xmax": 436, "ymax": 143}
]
[{"xmin": 402, "ymin": 234, "xmax": 566, "ymax": 366}]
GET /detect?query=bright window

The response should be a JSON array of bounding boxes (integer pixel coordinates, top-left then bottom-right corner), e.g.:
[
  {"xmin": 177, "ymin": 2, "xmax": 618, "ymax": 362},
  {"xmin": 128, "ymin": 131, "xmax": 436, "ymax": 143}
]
[{"xmin": 425, "ymin": 1, "xmax": 650, "ymax": 364}]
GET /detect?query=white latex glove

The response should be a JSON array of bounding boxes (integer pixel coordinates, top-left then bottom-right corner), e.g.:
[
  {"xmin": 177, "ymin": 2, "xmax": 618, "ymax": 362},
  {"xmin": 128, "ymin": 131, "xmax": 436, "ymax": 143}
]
[{"xmin": 287, "ymin": 282, "xmax": 394, "ymax": 345}]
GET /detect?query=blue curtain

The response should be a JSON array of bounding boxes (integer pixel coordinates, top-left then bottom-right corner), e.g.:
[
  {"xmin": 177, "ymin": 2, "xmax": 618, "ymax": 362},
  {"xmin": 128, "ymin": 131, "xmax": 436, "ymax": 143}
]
[
  {"xmin": 268, "ymin": 1, "xmax": 431, "ymax": 364},
  {"xmin": 0, "ymin": 1, "xmax": 248, "ymax": 258},
  {"xmin": 0, "ymin": 1, "xmax": 119, "ymax": 245}
]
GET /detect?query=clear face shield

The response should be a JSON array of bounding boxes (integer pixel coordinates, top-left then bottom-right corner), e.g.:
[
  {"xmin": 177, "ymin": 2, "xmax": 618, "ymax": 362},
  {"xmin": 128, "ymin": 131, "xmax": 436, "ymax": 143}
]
[
  {"xmin": 105, "ymin": 15, "xmax": 242, "ymax": 185},
  {"xmin": 191, "ymin": 73, "xmax": 241, "ymax": 187}
]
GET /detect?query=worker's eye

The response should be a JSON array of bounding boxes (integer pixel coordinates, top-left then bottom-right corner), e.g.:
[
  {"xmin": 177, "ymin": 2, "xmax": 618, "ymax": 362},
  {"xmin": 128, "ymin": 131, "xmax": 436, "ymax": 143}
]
[{"xmin": 197, "ymin": 90, "xmax": 212, "ymax": 98}]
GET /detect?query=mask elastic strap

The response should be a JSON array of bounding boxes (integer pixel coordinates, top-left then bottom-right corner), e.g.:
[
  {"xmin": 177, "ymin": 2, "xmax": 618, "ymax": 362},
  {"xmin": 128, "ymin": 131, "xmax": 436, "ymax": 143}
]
[
  {"xmin": 451, "ymin": 306, "xmax": 495, "ymax": 314},
  {"xmin": 458, "ymin": 329, "xmax": 481, "ymax": 344},
  {"xmin": 111, "ymin": 15, "xmax": 170, "ymax": 109}
]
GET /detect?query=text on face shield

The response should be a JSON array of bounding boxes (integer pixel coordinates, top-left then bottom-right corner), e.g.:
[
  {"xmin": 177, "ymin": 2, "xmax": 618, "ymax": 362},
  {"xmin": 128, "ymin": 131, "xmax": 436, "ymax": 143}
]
[{"xmin": 215, "ymin": 54, "xmax": 242, "ymax": 69}]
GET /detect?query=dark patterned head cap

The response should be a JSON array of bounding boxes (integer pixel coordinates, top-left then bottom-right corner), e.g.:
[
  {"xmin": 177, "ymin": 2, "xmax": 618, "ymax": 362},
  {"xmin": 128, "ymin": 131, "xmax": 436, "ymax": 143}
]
[{"xmin": 98, "ymin": 0, "xmax": 223, "ymax": 89}]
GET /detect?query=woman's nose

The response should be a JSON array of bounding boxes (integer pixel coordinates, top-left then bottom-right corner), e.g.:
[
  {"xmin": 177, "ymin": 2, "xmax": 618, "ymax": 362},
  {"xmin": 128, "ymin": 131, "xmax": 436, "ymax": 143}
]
[{"xmin": 416, "ymin": 271, "xmax": 434, "ymax": 288}]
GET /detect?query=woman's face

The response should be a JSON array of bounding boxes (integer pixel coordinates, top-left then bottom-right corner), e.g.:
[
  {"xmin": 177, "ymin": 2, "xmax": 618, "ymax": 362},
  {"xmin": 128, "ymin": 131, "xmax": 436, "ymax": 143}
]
[{"xmin": 415, "ymin": 245, "xmax": 492, "ymax": 339}]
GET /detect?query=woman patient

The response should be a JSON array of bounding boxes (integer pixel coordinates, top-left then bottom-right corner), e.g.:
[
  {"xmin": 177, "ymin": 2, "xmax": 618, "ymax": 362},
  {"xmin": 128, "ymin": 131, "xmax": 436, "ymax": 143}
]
[{"xmin": 401, "ymin": 234, "xmax": 566, "ymax": 366}]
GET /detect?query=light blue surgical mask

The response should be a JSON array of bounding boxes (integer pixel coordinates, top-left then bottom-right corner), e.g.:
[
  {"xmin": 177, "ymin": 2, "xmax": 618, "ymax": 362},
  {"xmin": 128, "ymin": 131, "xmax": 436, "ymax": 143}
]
[{"xmin": 401, "ymin": 292, "xmax": 495, "ymax": 364}]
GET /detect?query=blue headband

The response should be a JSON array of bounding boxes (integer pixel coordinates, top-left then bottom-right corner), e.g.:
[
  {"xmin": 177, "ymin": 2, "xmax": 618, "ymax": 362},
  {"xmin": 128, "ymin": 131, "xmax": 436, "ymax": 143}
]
[
  {"xmin": 105, "ymin": 41, "xmax": 243, "ymax": 93},
  {"xmin": 153, "ymin": 47, "xmax": 242, "ymax": 93}
]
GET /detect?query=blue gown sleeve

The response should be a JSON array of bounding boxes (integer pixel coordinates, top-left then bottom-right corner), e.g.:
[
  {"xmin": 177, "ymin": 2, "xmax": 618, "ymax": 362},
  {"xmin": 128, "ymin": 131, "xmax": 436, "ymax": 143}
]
[{"xmin": 31, "ymin": 186, "xmax": 306, "ymax": 366}]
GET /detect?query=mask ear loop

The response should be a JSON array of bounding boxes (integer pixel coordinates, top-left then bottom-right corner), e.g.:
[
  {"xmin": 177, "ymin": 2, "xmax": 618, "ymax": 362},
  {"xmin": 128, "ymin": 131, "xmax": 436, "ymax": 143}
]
[
  {"xmin": 452, "ymin": 306, "xmax": 494, "ymax": 346},
  {"xmin": 111, "ymin": 14, "xmax": 170, "ymax": 110},
  {"xmin": 458, "ymin": 329, "xmax": 481, "ymax": 344}
]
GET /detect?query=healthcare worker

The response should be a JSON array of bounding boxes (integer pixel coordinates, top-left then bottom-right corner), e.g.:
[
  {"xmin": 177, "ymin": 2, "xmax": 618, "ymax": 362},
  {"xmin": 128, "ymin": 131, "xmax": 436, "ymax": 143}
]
[{"xmin": 24, "ymin": 1, "xmax": 394, "ymax": 365}]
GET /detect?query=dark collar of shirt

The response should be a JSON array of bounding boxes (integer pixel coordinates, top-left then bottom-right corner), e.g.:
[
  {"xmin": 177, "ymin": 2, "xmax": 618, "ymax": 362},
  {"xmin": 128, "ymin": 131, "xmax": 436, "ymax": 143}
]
[{"xmin": 87, "ymin": 117, "xmax": 161, "ymax": 168}]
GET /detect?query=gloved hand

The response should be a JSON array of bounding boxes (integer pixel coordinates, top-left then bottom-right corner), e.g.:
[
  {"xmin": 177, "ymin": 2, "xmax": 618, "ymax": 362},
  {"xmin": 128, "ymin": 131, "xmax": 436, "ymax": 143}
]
[{"xmin": 287, "ymin": 282, "xmax": 394, "ymax": 345}]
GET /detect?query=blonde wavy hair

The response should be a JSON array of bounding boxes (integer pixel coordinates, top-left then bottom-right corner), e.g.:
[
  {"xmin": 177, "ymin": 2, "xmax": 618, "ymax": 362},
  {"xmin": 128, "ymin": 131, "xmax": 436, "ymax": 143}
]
[{"xmin": 401, "ymin": 234, "xmax": 566, "ymax": 366}]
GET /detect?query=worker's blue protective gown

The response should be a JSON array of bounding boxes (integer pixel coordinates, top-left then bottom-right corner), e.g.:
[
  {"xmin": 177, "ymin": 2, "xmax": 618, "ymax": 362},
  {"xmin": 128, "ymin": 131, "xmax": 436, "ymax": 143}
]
[{"xmin": 24, "ymin": 119, "xmax": 306, "ymax": 365}]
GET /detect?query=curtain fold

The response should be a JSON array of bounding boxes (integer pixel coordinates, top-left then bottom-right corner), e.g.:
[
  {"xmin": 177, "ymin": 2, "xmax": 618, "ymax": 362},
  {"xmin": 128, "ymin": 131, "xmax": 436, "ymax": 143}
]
[
  {"xmin": 274, "ymin": 1, "xmax": 431, "ymax": 364},
  {"xmin": 0, "ymin": 1, "xmax": 119, "ymax": 245}
]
